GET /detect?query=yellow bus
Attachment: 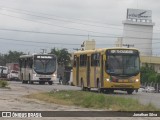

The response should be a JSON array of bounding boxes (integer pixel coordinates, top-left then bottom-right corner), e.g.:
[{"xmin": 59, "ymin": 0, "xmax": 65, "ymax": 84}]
[{"xmin": 72, "ymin": 48, "xmax": 140, "ymax": 94}]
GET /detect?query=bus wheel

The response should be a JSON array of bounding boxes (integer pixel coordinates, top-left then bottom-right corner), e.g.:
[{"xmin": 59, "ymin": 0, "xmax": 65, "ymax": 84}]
[
  {"xmin": 22, "ymin": 80, "xmax": 26, "ymax": 84},
  {"xmin": 29, "ymin": 80, "xmax": 33, "ymax": 84},
  {"xmin": 127, "ymin": 89, "xmax": 133, "ymax": 94},
  {"xmin": 48, "ymin": 81, "xmax": 53, "ymax": 85},
  {"xmin": 87, "ymin": 88, "xmax": 91, "ymax": 91}
]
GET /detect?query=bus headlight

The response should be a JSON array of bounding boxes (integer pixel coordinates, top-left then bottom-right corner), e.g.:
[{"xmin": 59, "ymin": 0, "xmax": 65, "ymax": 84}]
[
  {"xmin": 53, "ymin": 74, "xmax": 56, "ymax": 77},
  {"xmin": 135, "ymin": 79, "xmax": 139, "ymax": 82},
  {"xmin": 106, "ymin": 78, "xmax": 110, "ymax": 82},
  {"xmin": 33, "ymin": 74, "xmax": 36, "ymax": 77}
]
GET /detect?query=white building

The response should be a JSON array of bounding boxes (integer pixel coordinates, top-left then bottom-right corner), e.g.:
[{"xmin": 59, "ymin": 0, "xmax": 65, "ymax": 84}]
[
  {"xmin": 122, "ymin": 8, "xmax": 155, "ymax": 56},
  {"xmin": 81, "ymin": 40, "xmax": 95, "ymax": 50}
]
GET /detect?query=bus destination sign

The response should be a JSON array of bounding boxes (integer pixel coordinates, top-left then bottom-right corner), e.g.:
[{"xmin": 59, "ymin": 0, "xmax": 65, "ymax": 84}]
[
  {"xmin": 35, "ymin": 56, "xmax": 53, "ymax": 59},
  {"xmin": 107, "ymin": 50, "xmax": 138, "ymax": 54}
]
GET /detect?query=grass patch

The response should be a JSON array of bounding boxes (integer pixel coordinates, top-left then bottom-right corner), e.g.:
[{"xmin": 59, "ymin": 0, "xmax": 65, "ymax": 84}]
[
  {"xmin": 26, "ymin": 90, "xmax": 159, "ymax": 111},
  {"xmin": 0, "ymin": 80, "xmax": 8, "ymax": 88}
]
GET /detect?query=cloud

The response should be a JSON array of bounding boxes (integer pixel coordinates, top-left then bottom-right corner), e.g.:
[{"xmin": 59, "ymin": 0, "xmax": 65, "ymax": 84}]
[{"xmin": 0, "ymin": 0, "xmax": 159, "ymax": 54}]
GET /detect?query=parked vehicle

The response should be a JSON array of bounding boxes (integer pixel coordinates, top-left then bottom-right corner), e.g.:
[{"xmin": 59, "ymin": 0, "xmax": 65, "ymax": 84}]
[
  {"xmin": 143, "ymin": 86, "xmax": 155, "ymax": 93},
  {"xmin": 7, "ymin": 70, "xmax": 19, "ymax": 80},
  {"xmin": 6, "ymin": 63, "xmax": 19, "ymax": 80},
  {"xmin": 138, "ymin": 87, "xmax": 145, "ymax": 92},
  {"xmin": 6, "ymin": 63, "xmax": 19, "ymax": 72},
  {"xmin": 0, "ymin": 66, "xmax": 8, "ymax": 78}
]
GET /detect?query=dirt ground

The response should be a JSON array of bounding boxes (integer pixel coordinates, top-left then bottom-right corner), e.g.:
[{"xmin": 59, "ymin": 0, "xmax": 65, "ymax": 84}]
[{"xmin": 0, "ymin": 83, "xmax": 159, "ymax": 120}]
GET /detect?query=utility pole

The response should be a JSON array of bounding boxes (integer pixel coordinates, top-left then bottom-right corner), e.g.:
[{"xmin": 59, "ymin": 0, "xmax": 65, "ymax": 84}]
[
  {"xmin": 41, "ymin": 49, "xmax": 47, "ymax": 54},
  {"xmin": 123, "ymin": 44, "xmax": 134, "ymax": 48}
]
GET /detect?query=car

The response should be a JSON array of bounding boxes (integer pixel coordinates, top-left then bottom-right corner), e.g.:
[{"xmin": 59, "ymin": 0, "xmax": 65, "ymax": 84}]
[
  {"xmin": 143, "ymin": 86, "xmax": 155, "ymax": 93},
  {"xmin": 7, "ymin": 70, "xmax": 19, "ymax": 81},
  {"xmin": 138, "ymin": 87, "xmax": 145, "ymax": 92}
]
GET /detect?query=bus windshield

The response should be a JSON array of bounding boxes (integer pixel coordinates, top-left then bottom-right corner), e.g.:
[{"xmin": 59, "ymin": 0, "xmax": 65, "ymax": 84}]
[
  {"xmin": 106, "ymin": 52, "xmax": 140, "ymax": 76},
  {"xmin": 34, "ymin": 58, "xmax": 56, "ymax": 74}
]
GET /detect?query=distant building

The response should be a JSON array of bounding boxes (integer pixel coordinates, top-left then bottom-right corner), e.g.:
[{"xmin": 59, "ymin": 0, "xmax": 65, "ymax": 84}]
[
  {"xmin": 140, "ymin": 56, "xmax": 160, "ymax": 73},
  {"xmin": 122, "ymin": 8, "xmax": 155, "ymax": 56},
  {"xmin": 81, "ymin": 40, "xmax": 95, "ymax": 50},
  {"xmin": 115, "ymin": 37, "xmax": 123, "ymax": 47}
]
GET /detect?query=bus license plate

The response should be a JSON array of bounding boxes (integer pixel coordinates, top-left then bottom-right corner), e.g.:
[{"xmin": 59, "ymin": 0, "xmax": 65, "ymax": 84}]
[{"xmin": 37, "ymin": 75, "xmax": 52, "ymax": 78}]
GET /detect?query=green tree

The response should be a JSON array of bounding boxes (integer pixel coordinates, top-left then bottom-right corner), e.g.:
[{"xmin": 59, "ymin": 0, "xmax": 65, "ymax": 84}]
[
  {"xmin": 140, "ymin": 64, "xmax": 157, "ymax": 83},
  {"xmin": 0, "ymin": 51, "xmax": 23, "ymax": 65},
  {"xmin": 156, "ymin": 74, "xmax": 160, "ymax": 83},
  {"xmin": 50, "ymin": 48, "xmax": 71, "ymax": 66}
]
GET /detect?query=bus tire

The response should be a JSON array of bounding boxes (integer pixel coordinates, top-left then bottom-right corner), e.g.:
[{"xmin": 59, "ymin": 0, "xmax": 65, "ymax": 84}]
[
  {"xmin": 48, "ymin": 81, "xmax": 53, "ymax": 85},
  {"xmin": 87, "ymin": 88, "xmax": 91, "ymax": 91},
  {"xmin": 22, "ymin": 80, "xmax": 25, "ymax": 84},
  {"xmin": 127, "ymin": 89, "xmax": 133, "ymax": 94},
  {"xmin": 29, "ymin": 81, "xmax": 33, "ymax": 84},
  {"xmin": 22, "ymin": 80, "xmax": 28, "ymax": 84}
]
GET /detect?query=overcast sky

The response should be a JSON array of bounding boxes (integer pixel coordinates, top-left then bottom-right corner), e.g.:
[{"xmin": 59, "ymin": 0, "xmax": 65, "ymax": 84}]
[{"xmin": 0, "ymin": 0, "xmax": 160, "ymax": 55}]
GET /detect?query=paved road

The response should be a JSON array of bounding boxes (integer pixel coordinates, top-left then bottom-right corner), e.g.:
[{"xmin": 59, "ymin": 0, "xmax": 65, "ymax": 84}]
[{"xmin": 8, "ymin": 81, "xmax": 160, "ymax": 109}]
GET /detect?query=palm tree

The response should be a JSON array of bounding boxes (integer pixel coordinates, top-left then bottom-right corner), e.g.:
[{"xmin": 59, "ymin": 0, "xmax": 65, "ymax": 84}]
[{"xmin": 50, "ymin": 48, "xmax": 71, "ymax": 66}]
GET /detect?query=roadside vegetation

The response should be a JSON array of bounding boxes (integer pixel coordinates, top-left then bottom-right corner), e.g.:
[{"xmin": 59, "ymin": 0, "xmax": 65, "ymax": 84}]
[
  {"xmin": 141, "ymin": 64, "xmax": 160, "ymax": 84},
  {"xmin": 0, "ymin": 80, "xmax": 8, "ymax": 88},
  {"xmin": 26, "ymin": 90, "xmax": 159, "ymax": 111}
]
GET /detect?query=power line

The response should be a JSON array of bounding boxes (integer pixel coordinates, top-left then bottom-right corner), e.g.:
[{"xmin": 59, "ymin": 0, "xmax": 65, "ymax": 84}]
[
  {"xmin": 0, "ymin": 13, "xmax": 121, "ymax": 36},
  {"xmin": 0, "ymin": 6, "xmax": 160, "ymax": 34},
  {"xmin": 1, "ymin": 28, "xmax": 160, "ymax": 41},
  {"xmin": 1, "ymin": 36, "xmax": 160, "ymax": 47},
  {"xmin": 0, "ymin": 7, "xmax": 123, "ymax": 30},
  {"xmin": 0, "ymin": 37, "xmax": 80, "ymax": 45},
  {"xmin": 0, "ymin": 6, "xmax": 122, "ymax": 27},
  {"xmin": 0, "ymin": 28, "xmax": 121, "ymax": 38}
]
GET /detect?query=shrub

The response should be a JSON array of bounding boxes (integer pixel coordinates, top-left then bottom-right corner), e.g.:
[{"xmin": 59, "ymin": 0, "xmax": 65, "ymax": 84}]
[{"xmin": 0, "ymin": 80, "xmax": 8, "ymax": 88}]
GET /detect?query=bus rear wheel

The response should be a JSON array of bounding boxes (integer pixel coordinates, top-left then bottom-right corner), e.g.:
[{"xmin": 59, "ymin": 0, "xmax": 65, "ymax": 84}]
[
  {"xmin": 22, "ymin": 80, "xmax": 28, "ymax": 84},
  {"xmin": 127, "ymin": 89, "xmax": 134, "ymax": 94},
  {"xmin": 48, "ymin": 81, "xmax": 53, "ymax": 85}
]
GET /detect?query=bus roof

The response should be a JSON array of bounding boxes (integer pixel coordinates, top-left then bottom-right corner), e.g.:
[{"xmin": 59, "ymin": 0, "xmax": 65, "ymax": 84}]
[
  {"xmin": 19, "ymin": 53, "xmax": 56, "ymax": 58},
  {"xmin": 73, "ymin": 47, "xmax": 139, "ymax": 55}
]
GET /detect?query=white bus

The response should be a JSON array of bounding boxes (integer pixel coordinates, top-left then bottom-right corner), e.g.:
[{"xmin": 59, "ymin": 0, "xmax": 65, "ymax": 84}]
[{"xmin": 19, "ymin": 53, "xmax": 57, "ymax": 85}]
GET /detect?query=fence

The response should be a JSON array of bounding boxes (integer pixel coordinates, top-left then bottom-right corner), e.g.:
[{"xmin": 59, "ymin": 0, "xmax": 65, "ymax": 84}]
[{"xmin": 141, "ymin": 82, "xmax": 160, "ymax": 93}]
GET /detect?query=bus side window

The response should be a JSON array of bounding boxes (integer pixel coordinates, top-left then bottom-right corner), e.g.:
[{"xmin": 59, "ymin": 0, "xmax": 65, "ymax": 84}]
[
  {"xmin": 91, "ymin": 53, "xmax": 100, "ymax": 66},
  {"xmin": 73, "ymin": 55, "xmax": 77, "ymax": 67},
  {"xmin": 80, "ymin": 54, "xmax": 87, "ymax": 66},
  {"xmin": 21, "ymin": 59, "xmax": 25, "ymax": 68}
]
